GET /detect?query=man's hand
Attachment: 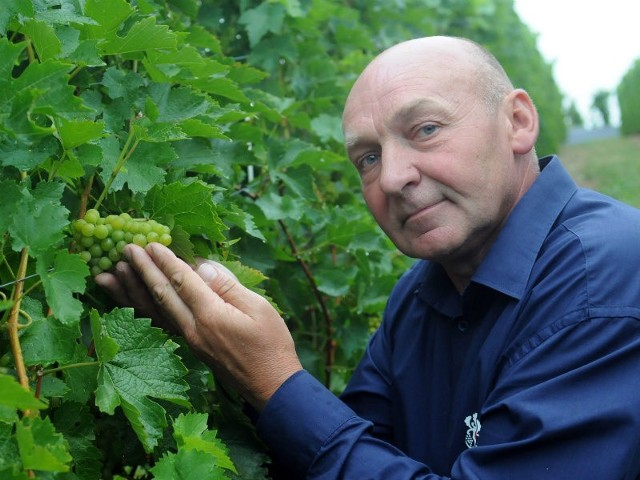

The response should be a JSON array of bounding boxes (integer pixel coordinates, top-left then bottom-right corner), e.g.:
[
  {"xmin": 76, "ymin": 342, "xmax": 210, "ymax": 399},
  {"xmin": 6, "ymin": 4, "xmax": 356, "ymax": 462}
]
[{"xmin": 95, "ymin": 242, "xmax": 303, "ymax": 411}]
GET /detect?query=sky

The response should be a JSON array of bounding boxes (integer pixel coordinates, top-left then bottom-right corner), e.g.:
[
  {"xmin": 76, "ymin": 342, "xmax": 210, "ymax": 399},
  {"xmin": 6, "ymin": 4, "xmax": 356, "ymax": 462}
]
[{"xmin": 513, "ymin": 0, "xmax": 640, "ymax": 127}]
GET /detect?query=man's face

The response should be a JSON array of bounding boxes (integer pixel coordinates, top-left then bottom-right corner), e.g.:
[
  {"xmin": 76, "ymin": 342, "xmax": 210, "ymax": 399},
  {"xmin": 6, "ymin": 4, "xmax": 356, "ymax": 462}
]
[{"xmin": 342, "ymin": 48, "xmax": 523, "ymax": 268}]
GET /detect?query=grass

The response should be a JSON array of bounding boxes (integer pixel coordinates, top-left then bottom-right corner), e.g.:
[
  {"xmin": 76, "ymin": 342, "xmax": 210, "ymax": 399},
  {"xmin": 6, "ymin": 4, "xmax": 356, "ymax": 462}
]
[{"xmin": 559, "ymin": 134, "xmax": 640, "ymax": 208}]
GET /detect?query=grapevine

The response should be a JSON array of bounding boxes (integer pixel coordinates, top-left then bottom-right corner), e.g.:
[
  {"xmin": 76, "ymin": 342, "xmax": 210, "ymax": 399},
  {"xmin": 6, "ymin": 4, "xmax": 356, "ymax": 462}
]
[{"xmin": 72, "ymin": 209, "xmax": 172, "ymax": 276}]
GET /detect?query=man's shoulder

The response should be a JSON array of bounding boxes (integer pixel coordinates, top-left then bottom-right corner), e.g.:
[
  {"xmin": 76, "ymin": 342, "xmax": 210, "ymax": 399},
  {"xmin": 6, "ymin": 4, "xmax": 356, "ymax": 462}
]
[{"xmin": 539, "ymin": 188, "xmax": 640, "ymax": 306}]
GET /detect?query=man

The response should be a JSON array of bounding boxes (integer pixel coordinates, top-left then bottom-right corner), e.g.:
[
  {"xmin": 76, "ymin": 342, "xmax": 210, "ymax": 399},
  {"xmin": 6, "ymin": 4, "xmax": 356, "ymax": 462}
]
[{"xmin": 97, "ymin": 36, "xmax": 640, "ymax": 478}]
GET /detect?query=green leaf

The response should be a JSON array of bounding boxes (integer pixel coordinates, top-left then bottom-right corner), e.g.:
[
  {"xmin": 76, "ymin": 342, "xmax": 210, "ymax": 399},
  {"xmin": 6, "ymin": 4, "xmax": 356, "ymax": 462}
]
[
  {"xmin": 20, "ymin": 296, "xmax": 81, "ymax": 367},
  {"xmin": 146, "ymin": 181, "xmax": 227, "ymax": 242},
  {"xmin": 53, "ymin": 402, "xmax": 103, "ymax": 480},
  {"xmin": 82, "ymin": 0, "xmax": 134, "ymax": 40},
  {"xmin": 37, "ymin": 250, "xmax": 90, "ymax": 325},
  {"xmin": 55, "ymin": 117, "xmax": 105, "ymax": 150},
  {"xmin": 0, "ymin": 180, "xmax": 22, "ymax": 233},
  {"xmin": 21, "ymin": 19, "xmax": 61, "ymax": 61},
  {"xmin": 151, "ymin": 448, "xmax": 228, "ymax": 480},
  {"xmin": 0, "ymin": 424, "xmax": 22, "ymax": 478},
  {"xmin": 173, "ymin": 412, "xmax": 236, "ymax": 472},
  {"xmin": 0, "ymin": 0, "xmax": 34, "ymax": 37},
  {"xmin": 9, "ymin": 182, "xmax": 69, "ymax": 257},
  {"xmin": 90, "ymin": 308, "xmax": 191, "ymax": 452},
  {"xmin": 255, "ymin": 191, "xmax": 303, "ymax": 221},
  {"xmin": 1, "ymin": 59, "xmax": 85, "ymax": 119},
  {"xmin": 16, "ymin": 416, "xmax": 72, "ymax": 472},
  {"xmin": 100, "ymin": 16, "xmax": 178, "ymax": 55},
  {"xmin": 99, "ymin": 139, "xmax": 175, "ymax": 194},
  {"xmin": 0, "ymin": 138, "xmax": 56, "ymax": 171},
  {"xmin": 239, "ymin": 2, "xmax": 286, "ymax": 47},
  {"xmin": 62, "ymin": 344, "xmax": 99, "ymax": 404},
  {"xmin": 0, "ymin": 373, "xmax": 47, "ymax": 414}
]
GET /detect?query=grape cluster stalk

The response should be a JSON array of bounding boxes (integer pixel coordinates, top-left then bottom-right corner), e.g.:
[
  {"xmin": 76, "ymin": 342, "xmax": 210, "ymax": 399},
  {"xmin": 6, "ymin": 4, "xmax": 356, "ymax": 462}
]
[{"xmin": 72, "ymin": 209, "xmax": 172, "ymax": 276}]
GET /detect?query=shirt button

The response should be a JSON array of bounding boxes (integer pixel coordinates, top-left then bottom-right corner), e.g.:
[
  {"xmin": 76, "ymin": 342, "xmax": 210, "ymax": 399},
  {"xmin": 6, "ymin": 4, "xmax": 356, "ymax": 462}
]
[{"xmin": 457, "ymin": 320, "xmax": 469, "ymax": 332}]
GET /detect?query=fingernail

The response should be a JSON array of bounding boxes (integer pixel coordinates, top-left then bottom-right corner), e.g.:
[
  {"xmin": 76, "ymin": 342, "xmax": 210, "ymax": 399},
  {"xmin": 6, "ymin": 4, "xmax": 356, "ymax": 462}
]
[{"xmin": 197, "ymin": 262, "xmax": 218, "ymax": 282}]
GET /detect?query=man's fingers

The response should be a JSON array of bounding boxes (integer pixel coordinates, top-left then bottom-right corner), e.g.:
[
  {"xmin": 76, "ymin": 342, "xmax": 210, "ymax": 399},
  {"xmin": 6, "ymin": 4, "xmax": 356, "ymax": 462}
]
[
  {"xmin": 124, "ymin": 243, "xmax": 197, "ymax": 332},
  {"xmin": 195, "ymin": 261, "xmax": 275, "ymax": 320}
]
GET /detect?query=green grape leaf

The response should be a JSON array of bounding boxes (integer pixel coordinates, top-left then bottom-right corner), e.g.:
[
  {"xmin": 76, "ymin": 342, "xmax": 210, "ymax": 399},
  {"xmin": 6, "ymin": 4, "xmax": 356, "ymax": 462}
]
[
  {"xmin": 20, "ymin": 296, "xmax": 81, "ymax": 367},
  {"xmin": 53, "ymin": 403, "xmax": 103, "ymax": 480},
  {"xmin": 0, "ymin": 424, "xmax": 22, "ymax": 477},
  {"xmin": 146, "ymin": 181, "xmax": 227, "ymax": 242},
  {"xmin": 100, "ymin": 140, "xmax": 175, "ymax": 194},
  {"xmin": 2, "ymin": 59, "xmax": 86, "ymax": 119},
  {"xmin": 21, "ymin": 19, "xmax": 61, "ymax": 61},
  {"xmin": 9, "ymin": 182, "xmax": 69, "ymax": 257},
  {"xmin": 173, "ymin": 412, "xmax": 236, "ymax": 472},
  {"xmin": 151, "ymin": 449, "xmax": 228, "ymax": 480},
  {"xmin": 0, "ymin": 180, "xmax": 21, "ymax": 233},
  {"xmin": 0, "ymin": 138, "xmax": 57, "ymax": 171},
  {"xmin": 82, "ymin": 0, "xmax": 134, "ymax": 39},
  {"xmin": 37, "ymin": 250, "xmax": 90, "ymax": 325},
  {"xmin": 55, "ymin": 117, "xmax": 105, "ymax": 150},
  {"xmin": 0, "ymin": 0, "xmax": 34, "ymax": 36},
  {"xmin": 62, "ymin": 344, "xmax": 99, "ymax": 404},
  {"xmin": 90, "ymin": 308, "xmax": 191, "ymax": 452},
  {"xmin": 0, "ymin": 373, "xmax": 48, "ymax": 415},
  {"xmin": 255, "ymin": 191, "xmax": 304, "ymax": 221},
  {"xmin": 100, "ymin": 16, "xmax": 178, "ymax": 55},
  {"xmin": 16, "ymin": 416, "xmax": 72, "ymax": 472},
  {"xmin": 239, "ymin": 2, "xmax": 286, "ymax": 47}
]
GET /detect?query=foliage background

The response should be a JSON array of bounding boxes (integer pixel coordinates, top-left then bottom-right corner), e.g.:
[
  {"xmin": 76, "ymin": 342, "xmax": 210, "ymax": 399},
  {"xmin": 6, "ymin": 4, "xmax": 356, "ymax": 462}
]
[
  {"xmin": 617, "ymin": 58, "xmax": 640, "ymax": 135},
  {"xmin": 0, "ymin": 0, "xmax": 566, "ymax": 478}
]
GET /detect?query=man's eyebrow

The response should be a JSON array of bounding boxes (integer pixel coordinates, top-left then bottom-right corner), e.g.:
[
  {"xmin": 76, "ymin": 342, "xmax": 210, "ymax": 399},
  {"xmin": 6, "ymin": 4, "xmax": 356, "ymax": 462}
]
[{"xmin": 392, "ymin": 98, "xmax": 445, "ymax": 124}]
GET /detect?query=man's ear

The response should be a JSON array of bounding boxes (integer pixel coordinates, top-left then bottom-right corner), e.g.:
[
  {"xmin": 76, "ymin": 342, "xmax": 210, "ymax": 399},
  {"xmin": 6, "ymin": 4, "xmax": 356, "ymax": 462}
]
[{"xmin": 506, "ymin": 89, "xmax": 539, "ymax": 155}]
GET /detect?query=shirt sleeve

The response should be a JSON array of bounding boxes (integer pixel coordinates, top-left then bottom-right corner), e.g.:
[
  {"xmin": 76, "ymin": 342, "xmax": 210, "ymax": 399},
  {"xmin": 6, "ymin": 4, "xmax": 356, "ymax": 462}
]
[
  {"xmin": 256, "ymin": 369, "xmax": 438, "ymax": 479},
  {"xmin": 257, "ymin": 314, "xmax": 640, "ymax": 479}
]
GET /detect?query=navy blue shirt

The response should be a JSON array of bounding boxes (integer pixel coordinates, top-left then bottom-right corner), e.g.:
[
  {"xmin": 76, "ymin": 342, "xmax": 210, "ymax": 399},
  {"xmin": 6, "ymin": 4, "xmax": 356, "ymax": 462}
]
[{"xmin": 257, "ymin": 157, "xmax": 640, "ymax": 479}]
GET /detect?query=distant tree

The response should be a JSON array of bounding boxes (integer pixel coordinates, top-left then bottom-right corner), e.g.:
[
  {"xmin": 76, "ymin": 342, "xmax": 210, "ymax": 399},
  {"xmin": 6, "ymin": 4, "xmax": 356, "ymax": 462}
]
[
  {"xmin": 591, "ymin": 90, "xmax": 611, "ymax": 126},
  {"xmin": 617, "ymin": 58, "xmax": 640, "ymax": 135},
  {"xmin": 565, "ymin": 101, "xmax": 584, "ymax": 127}
]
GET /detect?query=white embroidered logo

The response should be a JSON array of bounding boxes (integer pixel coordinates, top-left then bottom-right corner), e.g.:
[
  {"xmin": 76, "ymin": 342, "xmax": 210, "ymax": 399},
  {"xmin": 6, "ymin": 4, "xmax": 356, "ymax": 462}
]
[{"xmin": 464, "ymin": 413, "xmax": 481, "ymax": 448}]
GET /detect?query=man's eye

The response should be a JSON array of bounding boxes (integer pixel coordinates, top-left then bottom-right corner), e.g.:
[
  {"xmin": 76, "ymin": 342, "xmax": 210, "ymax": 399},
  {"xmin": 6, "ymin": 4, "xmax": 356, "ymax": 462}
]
[
  {"xmin": 418, "ymin": 124, "xmax": 439, "ymax": 137},
  {"xmin": 359, "ymin": 153, "xmax": 380, "ymax": 169}
]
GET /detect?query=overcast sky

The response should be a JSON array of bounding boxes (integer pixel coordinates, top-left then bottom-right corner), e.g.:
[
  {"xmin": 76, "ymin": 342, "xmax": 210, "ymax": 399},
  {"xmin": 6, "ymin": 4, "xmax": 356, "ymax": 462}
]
[{"xmin": 514, "ymin": 0, "xmax": 640, "ymax": 127}]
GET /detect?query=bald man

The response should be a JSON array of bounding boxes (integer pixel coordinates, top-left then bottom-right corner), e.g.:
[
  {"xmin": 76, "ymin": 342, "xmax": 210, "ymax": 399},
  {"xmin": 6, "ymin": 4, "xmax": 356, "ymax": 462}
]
[{"xmin": 98, "ymin": 36, "xmax": 640, "ymax": 479}]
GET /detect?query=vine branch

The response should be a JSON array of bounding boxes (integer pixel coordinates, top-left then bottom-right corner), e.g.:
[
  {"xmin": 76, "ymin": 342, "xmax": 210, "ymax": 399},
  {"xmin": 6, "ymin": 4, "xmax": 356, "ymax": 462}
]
[
  {"xmin": 278, "ymin": 219, "xmax": 336, "ymax": 387},
  {"xmin": 8, "ymin": 248, "xmax": 31, "ymax": 391}
]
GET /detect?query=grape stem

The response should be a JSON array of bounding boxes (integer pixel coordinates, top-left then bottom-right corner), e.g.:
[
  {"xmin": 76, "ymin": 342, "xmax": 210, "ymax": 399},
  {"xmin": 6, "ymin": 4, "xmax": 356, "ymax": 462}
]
[
  {"xmin": 95, "ymin": 119, "xmax": 140, "ymax": 210},
  {"xmin": 8, "ymin": 248, "xmax": 31, "ymax": 391}
]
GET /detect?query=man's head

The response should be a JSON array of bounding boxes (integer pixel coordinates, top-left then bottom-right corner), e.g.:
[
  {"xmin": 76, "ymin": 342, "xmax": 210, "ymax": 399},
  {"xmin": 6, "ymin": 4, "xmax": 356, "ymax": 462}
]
[{"xmin": 342, "ymin": 36, "xmax": 540, "ymax": 289}]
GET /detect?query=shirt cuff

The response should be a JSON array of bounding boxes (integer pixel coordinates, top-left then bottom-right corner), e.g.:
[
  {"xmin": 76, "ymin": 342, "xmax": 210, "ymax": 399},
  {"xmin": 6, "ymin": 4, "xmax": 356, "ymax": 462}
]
[{"xmin": 256, "ymin": 369, "xmax": 359, "ymax": 477}]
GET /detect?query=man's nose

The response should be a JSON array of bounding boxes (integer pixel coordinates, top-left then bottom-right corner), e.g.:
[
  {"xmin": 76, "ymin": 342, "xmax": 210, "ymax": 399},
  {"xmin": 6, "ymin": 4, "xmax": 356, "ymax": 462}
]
[{"xmin": 378, "ymin": 145, "xmax": 421, "ymax": 195}]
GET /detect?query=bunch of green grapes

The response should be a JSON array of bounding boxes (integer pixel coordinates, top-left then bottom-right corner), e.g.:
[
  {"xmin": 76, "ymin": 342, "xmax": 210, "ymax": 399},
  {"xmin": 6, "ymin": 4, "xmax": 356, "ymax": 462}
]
[{"xmin": 72, "ymin": 209, "xmax": 172, "ymax": 276}]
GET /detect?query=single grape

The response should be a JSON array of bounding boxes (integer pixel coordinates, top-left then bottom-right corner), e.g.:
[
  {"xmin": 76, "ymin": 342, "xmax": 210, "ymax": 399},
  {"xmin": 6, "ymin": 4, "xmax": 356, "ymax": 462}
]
[
  {"xmin": 138, "ymin": 222, "xmax": 152, "ymax": 235},
  {"xmin": 146, "ymin": 231, "xmax": 159, "ymax": 243},
  {"xmin": 80, "ymin": 222, "xmax": 95, "ymax": 237},
  {"xmin": 124, "ymin": 231, "xmax": 134, "ymax": 242},
  {"xmin": 115, "ymin": 240, "xmax": 127, "ymax": 253},
  {"xmin": 109, "ymin": 216, "xmax": 125, "ymax": 230},
  {"xmin": 132, "ymin": 233, "xmax": 147, "ymax": 247},
  {"xmin": 159, "ymin": 233, "xmax": 172, "ymax": 246},
  {"xmin": 94, "ymin": 224, "xmax": 109, "ymax": 240},
  {"xmin": 91, "ymin": 265, "xmax": 103, "ymax": 276},
  {"xmin": 84, "ymin": 209, "xmax": 100, "ymax": 224},
  {"xmin": 79, "ymin": 251, "xmax": 92, "ymax": 263},
  {"xmin": 89, "ymin": 244, "xmax": 103, "ymax": 258},
  {"xmin": 100, "ymin": 237, "xmax": 115, "ymax": 252},
  {"xmin": 108, "ymin": 248, "xmax": 121, "ymax": 262},
  {"xmin": 80, "ymin": 236, "xmax": 94, "ymax": 248},
  {"xmin": 98, "ymin": 257, "xmax": 112, "ymax": 271},
  {"xmin": 112, "ymin": 230, "xmax": 125, "ymax": 242}
]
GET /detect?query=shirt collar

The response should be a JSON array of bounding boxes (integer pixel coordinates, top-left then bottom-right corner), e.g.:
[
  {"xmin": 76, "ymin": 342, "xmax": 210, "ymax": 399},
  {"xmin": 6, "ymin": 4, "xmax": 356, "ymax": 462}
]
[{"xmin": 471, "ymin": 155, "xmax": 577, "ymax": 299}]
